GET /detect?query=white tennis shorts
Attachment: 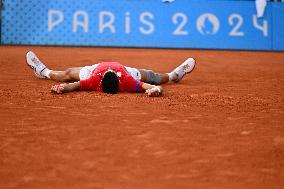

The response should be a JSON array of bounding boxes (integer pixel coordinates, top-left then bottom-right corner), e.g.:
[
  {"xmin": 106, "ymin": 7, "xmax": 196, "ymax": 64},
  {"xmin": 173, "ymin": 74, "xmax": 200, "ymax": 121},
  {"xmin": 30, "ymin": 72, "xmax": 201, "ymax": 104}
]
[{"xmin": 79, "ymin": 64, "xmax": 141, "ymax": 81}]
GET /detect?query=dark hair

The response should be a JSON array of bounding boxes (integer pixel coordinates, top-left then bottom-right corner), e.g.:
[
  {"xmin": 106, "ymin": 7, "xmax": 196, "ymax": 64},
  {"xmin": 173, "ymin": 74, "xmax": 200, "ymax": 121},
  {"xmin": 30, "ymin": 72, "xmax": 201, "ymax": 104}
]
[{"xmin": 102, "ymin": 71, "xmax": 119, "ymax": 94}]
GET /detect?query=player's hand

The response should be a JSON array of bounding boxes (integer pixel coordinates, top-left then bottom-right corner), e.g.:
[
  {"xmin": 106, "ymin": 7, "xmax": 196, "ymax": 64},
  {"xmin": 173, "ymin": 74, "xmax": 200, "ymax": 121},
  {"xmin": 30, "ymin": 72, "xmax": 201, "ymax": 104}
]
[
  {"xmin": 51, "ymin": 83, "xmax": 66, "ymax": 94},
  {"xmin": 145, "ymin": 86, "xmax": 162, "ymax": 97}
]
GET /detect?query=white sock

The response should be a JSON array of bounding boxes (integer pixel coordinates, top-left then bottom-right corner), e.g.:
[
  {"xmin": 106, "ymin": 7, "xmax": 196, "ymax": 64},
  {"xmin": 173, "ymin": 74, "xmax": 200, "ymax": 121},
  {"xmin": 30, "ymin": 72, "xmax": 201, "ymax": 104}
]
[
  {"xmin": 167, "ymin": 72, "xmax": 177, "ymax": 81},
  {"xmin": 42, "ymin": 68, "xmax": 52, "ymax": 78}
]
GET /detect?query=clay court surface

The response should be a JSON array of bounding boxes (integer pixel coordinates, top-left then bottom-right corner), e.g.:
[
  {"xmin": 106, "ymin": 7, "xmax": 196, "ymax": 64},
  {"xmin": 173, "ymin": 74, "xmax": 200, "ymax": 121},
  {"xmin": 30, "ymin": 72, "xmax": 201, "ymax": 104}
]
[{"xmin": 0, "ymin": 46, "xmax": 283, "ymax": 189}]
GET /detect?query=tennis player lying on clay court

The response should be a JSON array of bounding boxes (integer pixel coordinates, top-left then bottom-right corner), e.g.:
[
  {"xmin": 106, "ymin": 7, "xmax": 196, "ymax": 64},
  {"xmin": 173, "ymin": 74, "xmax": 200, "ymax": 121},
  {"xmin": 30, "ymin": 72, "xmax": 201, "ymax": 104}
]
[{"xmin": 26, "ymin": 51, "xmax": 195, "ymax": 97}]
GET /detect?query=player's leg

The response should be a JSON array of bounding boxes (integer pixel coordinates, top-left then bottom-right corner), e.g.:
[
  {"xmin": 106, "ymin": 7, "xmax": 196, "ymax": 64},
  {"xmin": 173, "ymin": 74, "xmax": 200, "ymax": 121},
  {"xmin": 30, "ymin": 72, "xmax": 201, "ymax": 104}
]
[
  {"xmin": 26, "ymin": 51, "xmax": 82, "ymax": 82},
  {"xmin": 139, "ymin": 69, "xmax": 169, "ymax": 85},
  {"xmin": 49, "ymin": 68, "xmax": 82, "ymax": 82},
  {"xmin": 48, "ymin": 64, "xmax": 99, "ymax": 82},
  {"xmin": 124, "ymin": 66, "xmax": 169, "ymax": 85},
  {"xmin": 135, "ymin": 57, "xmax": 196, "ymax": 84}
]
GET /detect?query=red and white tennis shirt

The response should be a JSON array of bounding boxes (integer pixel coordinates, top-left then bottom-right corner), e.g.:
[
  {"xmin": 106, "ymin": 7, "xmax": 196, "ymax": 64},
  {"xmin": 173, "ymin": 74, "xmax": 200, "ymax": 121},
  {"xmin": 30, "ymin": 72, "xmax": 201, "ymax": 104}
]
[{"xmin": 80, "ymin": 62, "xmax": 144, "ymax": 93}]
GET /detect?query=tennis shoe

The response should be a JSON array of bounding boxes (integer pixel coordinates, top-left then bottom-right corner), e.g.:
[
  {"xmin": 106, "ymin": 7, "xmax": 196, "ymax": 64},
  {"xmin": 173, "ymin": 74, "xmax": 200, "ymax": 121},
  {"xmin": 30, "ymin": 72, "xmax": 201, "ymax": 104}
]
[
  {"xmin": 26, "ymin": 51, "xmax": 47, "ymax": 79},
  {"xmin": 172, "ymin": 58, "xmax": 195, "ymax": 82}
]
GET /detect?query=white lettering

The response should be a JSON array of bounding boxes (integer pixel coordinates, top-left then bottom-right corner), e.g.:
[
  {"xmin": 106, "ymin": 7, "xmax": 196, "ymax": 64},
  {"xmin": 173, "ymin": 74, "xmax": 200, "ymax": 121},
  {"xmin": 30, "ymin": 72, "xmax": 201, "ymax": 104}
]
[
  {"xmin": 125, "ymin": 12, "xmax": 131, "ymax": 34},
  {"xmin": 229, "ymin": 14, "xmax": 244, "ymax": 36},
  {"xmin": 99, "ymin": 11, "xmax": 115, "ymax": 33},
  {"xmin": 172, "ymin": 13, "xmax": 188, "ymax": 35},
  {"xmin": 73, "ymin": 11, "xmax": 89, "ymax": 32},
  {"xmin": 48, "ymin": 10, "xmax": 64, "ymax": 31},
  {"xmin": 139, "ymin": 12, "xmax": 154, "ymax": 34},
  {"xmin": 253, "ymin": 15, "xmax": 268, "ymax": 37}
]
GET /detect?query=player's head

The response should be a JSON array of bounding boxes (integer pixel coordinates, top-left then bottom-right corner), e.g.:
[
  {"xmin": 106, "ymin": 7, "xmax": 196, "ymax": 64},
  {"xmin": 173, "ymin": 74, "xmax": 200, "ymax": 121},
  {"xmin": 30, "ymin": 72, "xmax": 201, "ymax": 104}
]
[{"xmin": 102, "ymin": 69, "xmax": 119, "ymax": 94}]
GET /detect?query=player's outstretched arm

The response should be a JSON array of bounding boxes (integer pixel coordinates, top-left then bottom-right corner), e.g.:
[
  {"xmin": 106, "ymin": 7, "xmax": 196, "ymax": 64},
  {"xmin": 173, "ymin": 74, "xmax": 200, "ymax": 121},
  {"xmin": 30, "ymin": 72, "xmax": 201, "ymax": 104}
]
[
  {"xmin": 142, "ymin": 83, "xmax": 163, "ymax": 97},
  {"xmin": 51, "ymin": 81, "xmax": 80, "ymax": 94}
]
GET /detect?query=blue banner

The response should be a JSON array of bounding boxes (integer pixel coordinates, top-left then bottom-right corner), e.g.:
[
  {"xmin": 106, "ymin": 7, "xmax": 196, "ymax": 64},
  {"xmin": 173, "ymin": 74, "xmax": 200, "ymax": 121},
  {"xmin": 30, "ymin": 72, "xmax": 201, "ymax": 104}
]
[
  {"xmin": 272, "ymin": 3, "xmax": 284, "ymax": 50},
  {"xmin": 1, "ymin": 0, "xmax": 283, "ymax": 50}
]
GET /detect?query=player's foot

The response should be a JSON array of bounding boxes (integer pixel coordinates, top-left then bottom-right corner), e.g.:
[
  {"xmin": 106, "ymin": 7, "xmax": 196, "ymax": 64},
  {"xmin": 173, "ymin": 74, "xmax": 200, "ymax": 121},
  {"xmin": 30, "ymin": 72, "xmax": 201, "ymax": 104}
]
[
  {"xmin": 26, "ymin": 51, "xmax": 47, "ymax": 79},
  {"xmin": 171, "ymin": 58, "xmax": 196, "ymax": 82}
]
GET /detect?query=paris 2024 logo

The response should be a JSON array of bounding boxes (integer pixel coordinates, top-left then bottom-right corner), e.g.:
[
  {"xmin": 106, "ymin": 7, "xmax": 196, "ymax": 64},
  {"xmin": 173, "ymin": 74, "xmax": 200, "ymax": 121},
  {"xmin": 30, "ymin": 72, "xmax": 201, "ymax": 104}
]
[{"xmin": 197, "ymin": 13, "xmax": 220, "ymax": 35}]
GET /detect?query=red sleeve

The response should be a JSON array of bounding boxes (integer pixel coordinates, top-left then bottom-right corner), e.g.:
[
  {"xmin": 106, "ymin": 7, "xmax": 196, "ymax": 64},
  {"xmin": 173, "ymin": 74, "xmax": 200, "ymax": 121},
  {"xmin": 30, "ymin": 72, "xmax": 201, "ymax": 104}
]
[
  {"xmin": 124, "ymin": 75, "xmax": 144, "ymax": 93},
  {"xmin": 80, "ymin": 77, "xmax": 97, "ymax": 91},
  {"xmin": 80, "ymin": 79, "xmax": 90, "ymax": 91}
]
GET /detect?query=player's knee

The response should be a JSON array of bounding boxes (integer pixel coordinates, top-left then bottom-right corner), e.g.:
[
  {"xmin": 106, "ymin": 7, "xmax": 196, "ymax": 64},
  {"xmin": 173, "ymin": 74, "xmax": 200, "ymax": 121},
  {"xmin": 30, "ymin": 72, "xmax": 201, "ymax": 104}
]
[{"xmin": 143, "ymin": 70, "xmax": 162, "ymax": 85}]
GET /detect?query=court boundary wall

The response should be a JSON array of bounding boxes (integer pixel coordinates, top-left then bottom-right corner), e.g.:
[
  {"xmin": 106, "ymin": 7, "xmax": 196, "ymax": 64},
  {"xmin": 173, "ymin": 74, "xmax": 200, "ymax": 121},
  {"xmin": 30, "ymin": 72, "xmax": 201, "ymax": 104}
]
[{"xmin": 0, "ymin": 0, "xmax": 283, "ymax": 51}]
